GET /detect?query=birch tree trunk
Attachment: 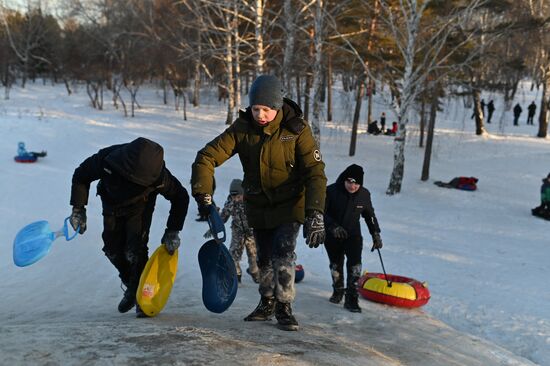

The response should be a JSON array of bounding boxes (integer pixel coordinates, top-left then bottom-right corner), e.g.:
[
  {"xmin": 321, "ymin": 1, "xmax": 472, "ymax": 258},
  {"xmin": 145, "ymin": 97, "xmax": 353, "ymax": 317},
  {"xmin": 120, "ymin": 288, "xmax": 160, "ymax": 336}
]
[
  {"xmin": 327, "ymin": 52, "xmax": 333, "ymax": 122},
  {"xmin": 254, "ymin": 0, "xmax": 265, "ymax": 75},
  {"xmin": 310, "ymin": 0, "xmax": 324, "ymax": 147},
  {"xmin": 233, "ymin": 0, "xmax": 241, "ymax": 115},
  {"xmin": 283, "ymin": 0, "xmax": 296, "ymax": 98},
  {"xmin": 349, "ymin": 77, "xmax": 365, "ymax": 157},
  {"xmin": 421, "ymin": 88, "xmax": 438, "ymax": 181},
  {"xmin": 537, "ymin": 66, "xmax": 549, "ymax": 138},
  {"xmin": 386, "ymin": 2, "xmax": 420, "ymax": 195},
  {"xmin": 193, "ymin": 29, "xmax": 201, "ymax": 107},
  {"xmin": 225, "ymin": 11, "xmax": 234, "ymax": 125},
  {"xmin": 472, "ymin": 88, "xmax": 485, "ymax": 135}
]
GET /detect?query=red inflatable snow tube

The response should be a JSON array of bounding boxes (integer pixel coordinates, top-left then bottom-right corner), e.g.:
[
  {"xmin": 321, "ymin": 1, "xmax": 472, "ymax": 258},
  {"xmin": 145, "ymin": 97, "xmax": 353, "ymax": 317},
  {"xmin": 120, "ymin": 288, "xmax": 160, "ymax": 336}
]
[
  {"xmin": 358, "ymin": 272, "xmax": 430, "ymax": 308},
  {"xmin": 14, "ymin": 155, "xmax": 38, "ymax": 163}
]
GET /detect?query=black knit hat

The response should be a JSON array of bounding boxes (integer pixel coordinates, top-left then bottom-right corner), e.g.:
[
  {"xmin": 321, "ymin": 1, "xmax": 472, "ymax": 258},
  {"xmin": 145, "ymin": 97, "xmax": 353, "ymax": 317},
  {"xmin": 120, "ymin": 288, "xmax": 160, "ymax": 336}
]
[
  {"xmin": 342, "ymin": 164, "xmax": 364, "ymax": 186},
  {"xmin": 249, "ymin": 75, "xmax": 283, "ymax": 110}
]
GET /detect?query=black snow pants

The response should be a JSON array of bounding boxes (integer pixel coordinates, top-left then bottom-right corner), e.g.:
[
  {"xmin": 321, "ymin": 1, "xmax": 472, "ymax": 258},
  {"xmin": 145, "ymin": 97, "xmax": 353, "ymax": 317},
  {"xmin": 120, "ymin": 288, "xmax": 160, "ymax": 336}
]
[
  {"xmin": 325, "ymin": 236, "xmax": 363, "ymax": 294},
  {"xmin": 101, "ymin": 199, "xmax": 156, "ymax": 293}
]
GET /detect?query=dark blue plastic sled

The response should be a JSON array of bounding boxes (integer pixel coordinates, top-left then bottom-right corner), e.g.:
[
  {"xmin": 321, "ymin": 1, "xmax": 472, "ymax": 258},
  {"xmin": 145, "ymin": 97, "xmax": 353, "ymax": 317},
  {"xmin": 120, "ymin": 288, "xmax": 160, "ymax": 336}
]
[{"xmin": 198, "ymin": 205, "xmax": 238, "ymax": 313}]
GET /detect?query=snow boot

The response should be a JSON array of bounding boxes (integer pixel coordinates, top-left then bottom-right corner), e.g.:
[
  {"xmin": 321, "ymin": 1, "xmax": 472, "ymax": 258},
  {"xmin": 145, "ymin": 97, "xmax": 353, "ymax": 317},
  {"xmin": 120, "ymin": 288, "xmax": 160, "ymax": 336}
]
[
  {"xmin": 118, "ymin": 287, "xmax": 136, "ymax": 313},
  {"xmin": 275, "ymin": 302, "xmax": 299, "ymax": 331},
  {"xmin": 247, "ymin": 268, "xmax": 260, "ymax": 283},
  {"xmin": 344, "ymin": 292, "xmax": 361, "ymax": 313},
  {"xmin": 135, "ymin": 304, "xmax": 148, "ymax": 318},
  {"xmin": 329, "ymin": 288, "xmax": 345, "ymax": 304},
  {"xmin": 244, "ymin": 296, "xmax": 276, "ymax": 321}
]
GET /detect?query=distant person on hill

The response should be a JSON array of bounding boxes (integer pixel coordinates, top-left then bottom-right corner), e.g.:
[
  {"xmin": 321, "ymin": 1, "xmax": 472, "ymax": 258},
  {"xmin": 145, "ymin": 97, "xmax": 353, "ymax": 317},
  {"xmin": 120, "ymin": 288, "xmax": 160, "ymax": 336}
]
[
  {"xmin": 487, "ymin": 100, "xmax": 495, "ymax": 123},
  {"xmin": 323, "ymin": 164, "xmax": 383, "ymax": 313},
  {"xmin": 532, "ymin": 173, "xmax": 550, "ymax": 220},
  {"xmin": 191, "ymin": 74, "xmax": 327, "ymax": 331},
  {"xmin": 513, "ymin": 103, "xmax": 522, "ymax": 126},
  {"xmin": 527, "ymin": 101, "xmax": 537, "ymax": 125},
  {"xmin": 380, "ymin": 112, "xmax": 387, "ymax": 132},
  {"xmin": 367, "ymin": 120, "xmax": 381, "ymax": 135},
  {"xmin": 69, "ymin": 137, "xmax": 189, "ymax": 317},
  {"xmin": 384, "ymin": 121, "xmax": 398, "ymax": 136}
]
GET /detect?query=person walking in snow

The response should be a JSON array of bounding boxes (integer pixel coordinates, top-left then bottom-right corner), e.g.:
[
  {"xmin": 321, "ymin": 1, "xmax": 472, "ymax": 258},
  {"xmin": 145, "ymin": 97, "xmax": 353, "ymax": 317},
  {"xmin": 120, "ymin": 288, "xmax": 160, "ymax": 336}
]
[
  {"xmin": 69, "ymin": 137, "xmax": 189, "ymax": 317},
  {"xmin": 191, "ymin": 74, "xmax": 327, "ymax": 331},
  {"xmin": 513, "ymin": 103, "xmax": 522, "ymax": 126},
  {"xmin": 323, "ymin": 164, "xmax": 383, "ymax": 313},
  {"xmin": 380, "ymin": 112, "xmax": 387, "ymax": 133},
  {"xmin": 487, "ymin": 100, "xmax": 495, "ymax": 123},
  {"xmin": 206, "ymin": 179, "xmax": 259, "ymax": 284},
  {"xmin": 527, "ymin": 101, "xmax": 537, "ymax": 125}
]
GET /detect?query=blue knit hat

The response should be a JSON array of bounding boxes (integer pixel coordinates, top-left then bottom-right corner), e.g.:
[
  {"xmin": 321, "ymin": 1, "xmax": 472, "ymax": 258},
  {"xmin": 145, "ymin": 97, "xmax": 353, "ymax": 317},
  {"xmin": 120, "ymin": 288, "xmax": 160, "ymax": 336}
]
[{"xmin": 249, "ymin": 75, "xmax": 283, "ymax": 110}]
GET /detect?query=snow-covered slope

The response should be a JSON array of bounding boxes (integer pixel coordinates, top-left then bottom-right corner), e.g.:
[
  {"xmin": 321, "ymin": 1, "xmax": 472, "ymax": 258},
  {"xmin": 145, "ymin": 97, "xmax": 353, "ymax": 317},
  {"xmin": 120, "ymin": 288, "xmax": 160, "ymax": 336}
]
[{"xmin": 1, "ymin": 83, "xmax": 546, "ymax": 365}]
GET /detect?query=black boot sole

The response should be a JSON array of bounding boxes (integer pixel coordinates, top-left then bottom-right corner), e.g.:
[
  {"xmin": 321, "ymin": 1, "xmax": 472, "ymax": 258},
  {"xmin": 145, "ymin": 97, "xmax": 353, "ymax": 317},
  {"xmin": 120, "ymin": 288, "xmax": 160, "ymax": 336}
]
[
  {"xmin": 244, "ymin": 315, "xmax": 273, "ymax": 321},
  {"xmin": 277, "ymin": 323, "xmax": 299, "ymax": 331},
  {"xmin": 344, "ymin": 306, "xmax": 362, "ymax": 313}
]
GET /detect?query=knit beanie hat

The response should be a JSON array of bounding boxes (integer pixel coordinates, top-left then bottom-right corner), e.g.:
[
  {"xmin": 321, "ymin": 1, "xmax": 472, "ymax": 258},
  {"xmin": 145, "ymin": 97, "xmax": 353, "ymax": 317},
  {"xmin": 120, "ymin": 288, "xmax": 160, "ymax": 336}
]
[
  {"xmin": 342, "ymin": 164, "xmax": 364, "ymax": 186},
  {"xmin": 249, "ymin": 75, "xmax": 283, "ymax": 110},
  {"xmin": 229, "ymin": 179, "xmax": 244, "ymax": 195}
]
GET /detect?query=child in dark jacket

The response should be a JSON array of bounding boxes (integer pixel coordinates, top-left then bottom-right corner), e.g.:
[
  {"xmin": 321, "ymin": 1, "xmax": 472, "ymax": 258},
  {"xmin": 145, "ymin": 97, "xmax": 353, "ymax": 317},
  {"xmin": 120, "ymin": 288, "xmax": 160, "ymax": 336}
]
[
  {"xmin": 324, "ymin": 164, "xmax": 383, "ymax": 313},
  {"xmin": 70, "ymin": 137, "xmax": 189, "ymax": 316}
]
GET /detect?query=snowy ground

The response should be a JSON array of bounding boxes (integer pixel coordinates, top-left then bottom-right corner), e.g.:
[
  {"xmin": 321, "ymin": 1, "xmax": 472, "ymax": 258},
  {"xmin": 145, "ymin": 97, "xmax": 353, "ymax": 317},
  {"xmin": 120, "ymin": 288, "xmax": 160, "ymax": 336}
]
[{"xmin": 0, "ymin": 82, "xmax": 548, "ymax": 365}]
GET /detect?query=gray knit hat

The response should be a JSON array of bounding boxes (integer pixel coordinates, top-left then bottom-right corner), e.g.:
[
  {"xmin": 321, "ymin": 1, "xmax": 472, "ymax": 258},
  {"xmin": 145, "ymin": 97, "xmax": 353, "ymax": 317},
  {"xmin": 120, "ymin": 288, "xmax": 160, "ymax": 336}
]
[
  {"xmin": 249, "ymin": 75, "xmax": 283, "ymax": 110},
  {"xmin": 229, "ymin": 179, "xmax": 244, "ymax": 195}
]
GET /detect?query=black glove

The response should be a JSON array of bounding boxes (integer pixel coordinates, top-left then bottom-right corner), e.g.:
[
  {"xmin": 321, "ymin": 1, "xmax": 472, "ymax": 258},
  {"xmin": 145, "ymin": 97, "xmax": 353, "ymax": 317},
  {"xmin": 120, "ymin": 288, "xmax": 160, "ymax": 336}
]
[
  {"xmin": 194, "ymin": 193, "xmax": 212, "ymax": 217},
  {"xmin": 70, "ymin": 206, "xmax": 87, "ymax": 234},
  {"xmin": 203, "ymin": 229, "xmax": 213, "ymax": 239},
  {"xmin": 303, "ymin": 210, "xmax": 325, "ymax": 248},
  {"xmin": 371, "ymin": 232, "xmax": 383, "ymax": 252},
  {"xmin": 162, "ymin": 229, "xmax": 181, "ymax": 255},
  {"xmin": 330, "ymin": 225, "xmax": 348, "ymax": 240}
]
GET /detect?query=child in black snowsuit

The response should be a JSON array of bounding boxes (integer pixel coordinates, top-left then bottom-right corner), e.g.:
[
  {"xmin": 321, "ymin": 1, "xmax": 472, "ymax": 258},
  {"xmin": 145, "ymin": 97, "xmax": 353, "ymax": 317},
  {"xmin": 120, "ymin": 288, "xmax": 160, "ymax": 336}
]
[
  {"xmin": 324, "ymin": 164, "xmax": 383, "ymax": 313},
  {"xmin": 69, "ymin": 137, "xmax": 189, "ymax": 316}
]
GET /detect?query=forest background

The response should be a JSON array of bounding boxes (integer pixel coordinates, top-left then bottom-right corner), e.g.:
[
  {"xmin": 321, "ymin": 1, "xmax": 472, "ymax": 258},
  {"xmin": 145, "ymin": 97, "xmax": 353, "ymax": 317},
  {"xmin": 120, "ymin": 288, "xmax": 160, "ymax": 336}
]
[{"xmin": 1, "ymin": 0, "xmax": 549, "ymax": 194}]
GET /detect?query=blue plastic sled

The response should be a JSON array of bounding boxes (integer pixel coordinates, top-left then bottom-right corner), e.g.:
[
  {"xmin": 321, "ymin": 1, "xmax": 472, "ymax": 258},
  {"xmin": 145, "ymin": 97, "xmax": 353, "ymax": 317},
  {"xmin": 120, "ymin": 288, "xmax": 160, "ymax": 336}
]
[
  {"xmin": 198, "ymin": 205, "xmax": 238, "ymax": 313},
  {"xmin": 13, "ymin": 217, "xmax": 78, "ymax": 267}
]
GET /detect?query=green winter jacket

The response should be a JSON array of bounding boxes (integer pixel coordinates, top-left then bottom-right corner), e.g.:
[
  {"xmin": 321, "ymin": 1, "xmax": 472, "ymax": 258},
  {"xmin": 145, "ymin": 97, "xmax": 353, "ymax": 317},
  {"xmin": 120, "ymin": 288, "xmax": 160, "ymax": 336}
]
[{"xmin": 192, "ymin": 98, "xmax": 327, "ymax": 229}]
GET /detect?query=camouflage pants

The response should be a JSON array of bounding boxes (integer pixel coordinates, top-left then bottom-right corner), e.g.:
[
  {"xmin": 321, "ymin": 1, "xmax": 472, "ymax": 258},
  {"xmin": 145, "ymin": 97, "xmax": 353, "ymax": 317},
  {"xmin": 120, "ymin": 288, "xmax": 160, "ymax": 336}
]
[
  {"xmin": 229, "ymin": 228, "xmax": 258, "ymax": 277},
  {"xmin": 253, "ymin": 222, "xmax": 299, "ymax": 303}
]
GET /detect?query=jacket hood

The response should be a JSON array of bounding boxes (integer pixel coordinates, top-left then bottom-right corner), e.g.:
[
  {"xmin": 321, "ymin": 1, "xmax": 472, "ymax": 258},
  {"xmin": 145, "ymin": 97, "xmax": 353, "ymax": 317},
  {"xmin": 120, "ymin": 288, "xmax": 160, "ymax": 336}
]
[{"xmin": 105, "ymin": 137, "xmax": 164, "ymax": 186}]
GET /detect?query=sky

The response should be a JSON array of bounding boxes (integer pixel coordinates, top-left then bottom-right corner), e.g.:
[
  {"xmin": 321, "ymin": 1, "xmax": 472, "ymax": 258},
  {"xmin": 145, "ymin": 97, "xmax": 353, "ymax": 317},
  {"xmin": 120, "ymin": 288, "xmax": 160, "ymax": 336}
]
[{"xmin": 0, "ymin": 80, "xmax": 547, "ymax": 365}]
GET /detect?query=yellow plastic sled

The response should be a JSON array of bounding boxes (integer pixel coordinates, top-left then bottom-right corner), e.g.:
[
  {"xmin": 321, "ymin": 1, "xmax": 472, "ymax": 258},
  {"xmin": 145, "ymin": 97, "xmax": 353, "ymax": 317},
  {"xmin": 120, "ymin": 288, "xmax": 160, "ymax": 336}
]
[{"xmin": 136, "ymin": 245, "xmax": 178, "ymax": 317}]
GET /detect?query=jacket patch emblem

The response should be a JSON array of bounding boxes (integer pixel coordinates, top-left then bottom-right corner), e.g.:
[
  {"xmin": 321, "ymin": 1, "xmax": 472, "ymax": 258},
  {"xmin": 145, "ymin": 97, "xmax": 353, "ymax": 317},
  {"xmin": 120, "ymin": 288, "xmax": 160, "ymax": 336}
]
[
  {"xmin": 280, "ymin": 135, "xmax": 295, "ymax": 141},
  {"xmin": 313, "ymin": 149, "xmax": 322, "ymax": 161}
]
